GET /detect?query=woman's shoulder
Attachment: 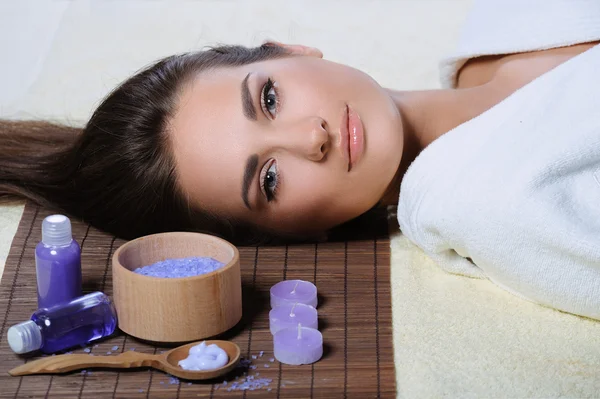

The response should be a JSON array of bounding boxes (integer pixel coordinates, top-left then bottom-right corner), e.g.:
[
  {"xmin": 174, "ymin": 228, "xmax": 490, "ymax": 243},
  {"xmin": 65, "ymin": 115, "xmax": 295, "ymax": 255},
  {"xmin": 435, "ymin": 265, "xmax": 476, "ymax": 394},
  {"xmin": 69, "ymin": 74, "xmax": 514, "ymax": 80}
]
[
  {"xmin": 441, "ymin": 0, "xmax": 600, "ymax": 88},
  {"xmin": 456, "ymin": 41, "xmax": 600, "ymax": 93}
]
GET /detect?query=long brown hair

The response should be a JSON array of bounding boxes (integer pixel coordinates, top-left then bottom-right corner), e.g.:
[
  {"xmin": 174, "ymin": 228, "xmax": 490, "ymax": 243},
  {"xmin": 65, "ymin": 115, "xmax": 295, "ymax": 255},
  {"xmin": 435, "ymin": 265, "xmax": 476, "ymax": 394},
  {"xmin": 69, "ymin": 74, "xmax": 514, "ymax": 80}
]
[{"xmin": 0, "ymin": 44, "xmax": 291, "ymax": 244}]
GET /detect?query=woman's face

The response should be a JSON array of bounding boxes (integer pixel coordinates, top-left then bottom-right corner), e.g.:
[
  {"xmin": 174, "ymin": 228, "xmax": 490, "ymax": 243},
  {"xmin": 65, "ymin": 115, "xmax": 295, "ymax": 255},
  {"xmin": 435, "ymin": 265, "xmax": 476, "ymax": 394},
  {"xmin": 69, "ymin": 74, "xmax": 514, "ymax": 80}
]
[{"xmin": 170, "ymin": 54, "xmax": 403, "ymax": 235}]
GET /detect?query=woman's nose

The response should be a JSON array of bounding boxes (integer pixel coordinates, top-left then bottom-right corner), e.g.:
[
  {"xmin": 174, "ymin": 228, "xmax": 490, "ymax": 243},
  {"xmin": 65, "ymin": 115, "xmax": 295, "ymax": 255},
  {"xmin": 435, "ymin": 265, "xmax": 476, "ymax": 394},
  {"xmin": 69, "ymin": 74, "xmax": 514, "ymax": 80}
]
[
  {"xmin": 279, "ymin": 116, "xmax": 329, "ymax": 161},
  {"xmin": 307, "ymin": 117, "xmax": 329, "ymax": 161}
]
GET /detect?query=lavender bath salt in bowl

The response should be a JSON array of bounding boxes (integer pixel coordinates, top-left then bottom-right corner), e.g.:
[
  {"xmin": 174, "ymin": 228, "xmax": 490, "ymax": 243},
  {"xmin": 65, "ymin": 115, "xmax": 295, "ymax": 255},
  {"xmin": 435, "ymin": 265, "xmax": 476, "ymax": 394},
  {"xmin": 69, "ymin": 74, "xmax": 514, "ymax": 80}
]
[
  {"xmin": 134, "ymin": 257, "xmax": 225, "ymax": 278},
  {"xmin": 112, "ymin": 232, "xmax": 242, "ymax": 343}
]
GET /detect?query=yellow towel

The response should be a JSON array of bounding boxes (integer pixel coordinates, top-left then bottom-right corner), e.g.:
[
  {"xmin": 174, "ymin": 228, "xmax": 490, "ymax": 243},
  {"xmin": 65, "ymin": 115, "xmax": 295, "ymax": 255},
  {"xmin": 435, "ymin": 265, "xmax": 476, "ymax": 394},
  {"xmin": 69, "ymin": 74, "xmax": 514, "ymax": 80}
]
[{"xmin": 391, "ymin": 218, "xmax": 600, "ymax": 398}]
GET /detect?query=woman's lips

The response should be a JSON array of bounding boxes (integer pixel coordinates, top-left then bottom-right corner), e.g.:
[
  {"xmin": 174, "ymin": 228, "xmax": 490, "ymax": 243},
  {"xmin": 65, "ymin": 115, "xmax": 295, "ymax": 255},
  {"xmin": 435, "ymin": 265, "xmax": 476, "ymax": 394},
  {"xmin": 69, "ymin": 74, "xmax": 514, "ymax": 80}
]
[
  {"xmin": 347, "ymin": 105, "xmax": 364, "ymax": 170},
  {"xmin": 339, "ymin": 104, "xmax": 364, "ymax": 171}
]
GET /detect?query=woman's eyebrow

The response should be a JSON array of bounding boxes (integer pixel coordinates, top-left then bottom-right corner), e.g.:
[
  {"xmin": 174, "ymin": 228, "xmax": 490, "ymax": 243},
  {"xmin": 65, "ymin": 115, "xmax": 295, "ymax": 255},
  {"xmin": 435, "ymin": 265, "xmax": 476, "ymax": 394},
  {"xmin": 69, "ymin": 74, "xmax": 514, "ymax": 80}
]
[
  {"xmin": 241, "ymin": 153, "xmax": 259, "ymax": 210},
  {"xmin": 241, "ymin": 73, "xmax": 257, "ymax": 121}
]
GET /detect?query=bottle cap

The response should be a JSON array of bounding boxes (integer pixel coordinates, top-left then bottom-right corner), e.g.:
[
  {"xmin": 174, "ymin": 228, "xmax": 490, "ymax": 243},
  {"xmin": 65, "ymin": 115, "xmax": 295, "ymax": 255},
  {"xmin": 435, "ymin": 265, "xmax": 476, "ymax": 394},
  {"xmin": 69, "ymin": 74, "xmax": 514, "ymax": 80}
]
[
  {"xmin": 42, "ymin": 214, "xmax": 73, "ymax": 246},
  {"xmin": 7, "ymin": 320, "xmax": 43, "ymax": 354}
]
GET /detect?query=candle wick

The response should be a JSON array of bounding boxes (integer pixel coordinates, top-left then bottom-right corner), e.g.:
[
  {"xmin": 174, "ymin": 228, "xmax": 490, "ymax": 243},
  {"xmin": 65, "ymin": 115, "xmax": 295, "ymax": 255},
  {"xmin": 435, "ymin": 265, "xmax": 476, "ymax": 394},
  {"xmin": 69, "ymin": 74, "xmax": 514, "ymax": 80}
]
[
  {"xmin": 297, "ymin": 323, "xmax": 302, "ymax": 340},
  {"xmin": 291, "ymin": 281, "xmax": 300, "ymax": 294},
  {"xmin": 290, "ymin": 302, "xmax": 297, "ymax": 317}
]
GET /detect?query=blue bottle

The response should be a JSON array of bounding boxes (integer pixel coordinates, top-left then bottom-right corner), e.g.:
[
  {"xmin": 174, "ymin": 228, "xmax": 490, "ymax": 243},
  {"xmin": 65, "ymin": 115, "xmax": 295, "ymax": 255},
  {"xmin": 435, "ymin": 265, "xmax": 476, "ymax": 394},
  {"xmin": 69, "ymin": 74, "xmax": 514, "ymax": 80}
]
[
  {"xmin": 35, "ymin": 214, "xmax": 82, "ymax": 308},
  {"xmin": 7, "ymin": 292, "xmax": 117, "ymax": 354}
]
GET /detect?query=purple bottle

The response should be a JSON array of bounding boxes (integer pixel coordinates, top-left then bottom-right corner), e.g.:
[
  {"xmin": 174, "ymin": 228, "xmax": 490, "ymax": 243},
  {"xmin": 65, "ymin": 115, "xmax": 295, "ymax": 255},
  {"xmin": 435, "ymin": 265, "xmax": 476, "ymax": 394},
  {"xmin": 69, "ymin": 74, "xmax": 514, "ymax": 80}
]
[
  {"xmin": 35, "ymin": 214, "xmax": 82, "ymax": 308},
  {"xmin": 7, "ymin": 292, "xmax": 117, "ymax": 354}
]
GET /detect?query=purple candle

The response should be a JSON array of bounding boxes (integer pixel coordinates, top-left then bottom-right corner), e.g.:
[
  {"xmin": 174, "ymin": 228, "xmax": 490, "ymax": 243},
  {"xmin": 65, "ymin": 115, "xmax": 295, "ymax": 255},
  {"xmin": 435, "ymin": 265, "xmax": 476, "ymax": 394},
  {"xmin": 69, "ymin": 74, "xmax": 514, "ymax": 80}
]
[
  {"xmin": 269, "ymin": 303, "xmax": 318, "ymax": 335},
  {"xmin": 270, "ymin": 280, "xmax": 317, "ymax": 309},
  {"xmin": 273, "ymin": 323, "xmax": 323, "ymax": 365}
]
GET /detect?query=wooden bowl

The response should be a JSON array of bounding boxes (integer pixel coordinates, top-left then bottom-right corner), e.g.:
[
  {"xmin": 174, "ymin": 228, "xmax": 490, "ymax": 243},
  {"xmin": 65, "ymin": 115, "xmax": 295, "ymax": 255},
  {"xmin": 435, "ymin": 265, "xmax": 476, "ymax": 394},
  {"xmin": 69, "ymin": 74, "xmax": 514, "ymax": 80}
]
[{"xmin": 112, "ymin": 232, "xmax": 242, "ymax": 343}]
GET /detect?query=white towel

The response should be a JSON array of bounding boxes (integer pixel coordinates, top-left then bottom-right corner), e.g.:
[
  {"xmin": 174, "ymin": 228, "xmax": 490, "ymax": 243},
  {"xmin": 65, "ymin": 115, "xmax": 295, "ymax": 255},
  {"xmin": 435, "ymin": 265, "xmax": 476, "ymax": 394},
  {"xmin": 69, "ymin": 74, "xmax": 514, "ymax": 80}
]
[{"xmin": 398, "ymin": 41, "xmax": 600, "ymax": 319}]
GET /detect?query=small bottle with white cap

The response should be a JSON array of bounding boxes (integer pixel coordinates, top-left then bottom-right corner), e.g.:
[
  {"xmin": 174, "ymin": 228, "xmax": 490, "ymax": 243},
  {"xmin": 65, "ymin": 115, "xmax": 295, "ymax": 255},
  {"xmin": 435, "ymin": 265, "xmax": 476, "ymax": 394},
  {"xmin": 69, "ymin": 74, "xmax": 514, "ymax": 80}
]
[
  {"xmin": 7, "ymin": 292, "xmax": 117, "ymax": 354},
  {"xmin": 35, "ymin": 214, "xmax": 82, "ymax": 309}
]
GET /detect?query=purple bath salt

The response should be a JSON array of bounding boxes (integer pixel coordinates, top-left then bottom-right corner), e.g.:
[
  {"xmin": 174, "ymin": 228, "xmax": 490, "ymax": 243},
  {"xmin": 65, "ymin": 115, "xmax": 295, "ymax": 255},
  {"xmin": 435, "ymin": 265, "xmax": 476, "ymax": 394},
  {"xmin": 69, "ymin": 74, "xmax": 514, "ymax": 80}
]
[
  {"xmin": 134, "ymin": 257, "xmax": 225, "ymax": 278},
  {"xmin": 225, "ymin": 376, "xmax": 273, "ymax": 391}
]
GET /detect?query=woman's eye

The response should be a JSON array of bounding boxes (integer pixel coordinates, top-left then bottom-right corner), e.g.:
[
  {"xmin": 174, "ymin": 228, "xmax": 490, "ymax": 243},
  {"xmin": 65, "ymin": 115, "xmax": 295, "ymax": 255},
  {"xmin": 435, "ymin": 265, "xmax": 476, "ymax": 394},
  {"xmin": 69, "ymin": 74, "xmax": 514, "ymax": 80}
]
[
  {"xmin": 261, "ymin": 160, "xmax": 279, "ymax": 202},
  {"xmin": 261, "ymin": 78, "xmax": 279, "ymax": 119}
]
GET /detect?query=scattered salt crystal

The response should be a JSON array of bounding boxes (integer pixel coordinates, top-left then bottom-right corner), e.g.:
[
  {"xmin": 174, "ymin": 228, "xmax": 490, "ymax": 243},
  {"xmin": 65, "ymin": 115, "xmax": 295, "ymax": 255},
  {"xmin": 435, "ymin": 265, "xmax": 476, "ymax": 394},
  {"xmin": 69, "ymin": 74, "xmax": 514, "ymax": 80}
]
[
  {"xmin": 83, "ymin": 348, "xmax": 91, "ymax": 353},
  {"xmin": 218, "ymin": 376, "xmax": 272, "ymax": 391},
  {"xmin": 111, "ymin": 345, "xmax": 119, "ymax": 351},
  {"xmin": 87, "ymin": 371, "xmax": 93, "ymax": 375},
  {"xmin": 169, "ymin": 376, "xmax": 180, "ymax": 385},
  {"xmin": 93, "ymin": 345, "xmax": 98, "ymax": 348},
  {"xmin": 238, "ymin": 358, "xmax": 252, "ymax": 367},
  {"xmin": 134, "ymin": 257, "xmax": 225, "ymax": 278},
  {"xmin": 268, "ymin": 388, "xmax": 272, "ymax": 391},
  {"xmin": 65, "ymin": 351, "xmax": 73, "ymax": 355},
  {"xmin": 187, "ymin": 382, "xmax": 192, "ymax": 386},
  {"xmin": 269, "ymin": 358, "xmax": 274, "ymax": 362},
  {"xmin": 106, "ymin": 352, "xmax": 112, "ymax": 355},
  {"xmin": 80, "ymin": 370, "xmax": 87, "ymax": 375},
  {"xmin": 252, "ymin": 355, "xmax": 257, "ymax": 359},
  {"xmin": 160, "ymin": 381, "xmax": 164, "ymax": 385},
  {"xmin": 259, "ymin": 351, "xmax": 264, "ymax": 357},
  {"xmin": 138, "ymin": 389, "xmax": 144, "ymax": 393},
  {"xmin": 264, "ymin": 364, "xmax": 270, "ymax": 368}
]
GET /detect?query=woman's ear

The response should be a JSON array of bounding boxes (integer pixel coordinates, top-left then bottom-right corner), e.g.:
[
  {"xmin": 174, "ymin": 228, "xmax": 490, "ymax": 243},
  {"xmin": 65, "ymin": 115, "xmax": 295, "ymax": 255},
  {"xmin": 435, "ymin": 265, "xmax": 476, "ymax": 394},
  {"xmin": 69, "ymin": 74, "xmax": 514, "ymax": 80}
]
[{"xmin": 263, "ymin": 40, "xmax": 323, "ymax": 58}]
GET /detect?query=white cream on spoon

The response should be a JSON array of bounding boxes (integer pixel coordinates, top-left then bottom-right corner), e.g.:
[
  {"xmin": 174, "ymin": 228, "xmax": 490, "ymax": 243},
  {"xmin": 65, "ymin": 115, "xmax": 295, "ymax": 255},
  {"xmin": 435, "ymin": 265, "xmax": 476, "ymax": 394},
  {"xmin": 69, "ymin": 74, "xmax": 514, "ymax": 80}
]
[{"xmin": 178, "ymin": 341, "xmax": 229, "ymax": 371}]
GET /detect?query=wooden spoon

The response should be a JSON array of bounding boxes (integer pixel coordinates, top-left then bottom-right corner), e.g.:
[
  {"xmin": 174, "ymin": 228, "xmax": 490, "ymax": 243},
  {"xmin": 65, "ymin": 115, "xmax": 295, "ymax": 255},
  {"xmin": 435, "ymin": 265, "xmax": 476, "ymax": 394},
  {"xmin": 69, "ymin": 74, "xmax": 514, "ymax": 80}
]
[{"xmin": 8, "ymin": 340, "xmax": 240, "ymax": 380}]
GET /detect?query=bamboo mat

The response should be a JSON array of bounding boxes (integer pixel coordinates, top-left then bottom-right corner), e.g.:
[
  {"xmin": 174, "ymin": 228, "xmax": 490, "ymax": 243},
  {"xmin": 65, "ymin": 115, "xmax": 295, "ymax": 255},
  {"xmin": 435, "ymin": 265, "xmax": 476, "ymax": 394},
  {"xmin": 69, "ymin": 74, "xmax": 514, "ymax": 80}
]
[{"xmin": 0, "ymin": 203, "xmax": 394, "ymax": 398}]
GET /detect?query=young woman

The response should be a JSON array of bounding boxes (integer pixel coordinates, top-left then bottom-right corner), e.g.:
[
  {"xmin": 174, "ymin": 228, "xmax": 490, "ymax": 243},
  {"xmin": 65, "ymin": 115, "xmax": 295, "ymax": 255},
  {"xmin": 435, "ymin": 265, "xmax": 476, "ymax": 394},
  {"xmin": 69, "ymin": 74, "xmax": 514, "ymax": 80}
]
[{"xmin": 1, "ymin": 1, "xmax": 599, "ymax": 319}]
